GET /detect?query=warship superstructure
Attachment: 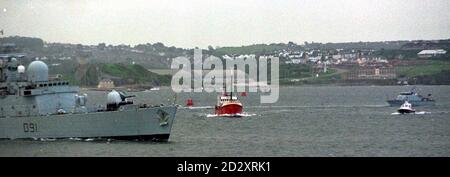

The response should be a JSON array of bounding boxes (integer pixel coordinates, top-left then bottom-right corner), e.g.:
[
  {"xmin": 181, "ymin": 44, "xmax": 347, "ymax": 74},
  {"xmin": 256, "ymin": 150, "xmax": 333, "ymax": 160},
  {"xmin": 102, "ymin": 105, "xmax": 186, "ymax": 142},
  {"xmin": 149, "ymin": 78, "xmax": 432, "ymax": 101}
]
[
  {"xmin": 0, "ymin": 52, "xmax": 177, "ymax": 141},
  {"xmin": 387, "ymin": 88, "xmax": 435, "ymax": 106}
]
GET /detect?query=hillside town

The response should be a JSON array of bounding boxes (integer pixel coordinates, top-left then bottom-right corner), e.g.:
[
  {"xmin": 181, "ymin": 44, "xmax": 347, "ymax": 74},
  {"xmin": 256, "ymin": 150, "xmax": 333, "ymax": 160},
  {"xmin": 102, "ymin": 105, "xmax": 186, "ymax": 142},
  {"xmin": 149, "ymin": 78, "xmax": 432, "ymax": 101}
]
[
  {"xmin": 1, "ymin": 36, "xmax": 449, "ymax": 87},
  {"xmin": 220, "ymin": 40, "xmax": 449, "ymax": 84}
]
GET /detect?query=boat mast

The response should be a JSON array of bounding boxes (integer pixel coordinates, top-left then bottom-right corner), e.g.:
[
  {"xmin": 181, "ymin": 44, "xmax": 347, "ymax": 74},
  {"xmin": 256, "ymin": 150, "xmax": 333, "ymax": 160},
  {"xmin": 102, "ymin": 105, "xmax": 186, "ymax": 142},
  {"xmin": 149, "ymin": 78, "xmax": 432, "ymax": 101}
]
[
  {"xmin": 230, "ymin": 74, "xmax": 233, "ymax": 98},
  {"xmin": 223, "ymin": 74, "xmax": 227, "ymax": 96}
]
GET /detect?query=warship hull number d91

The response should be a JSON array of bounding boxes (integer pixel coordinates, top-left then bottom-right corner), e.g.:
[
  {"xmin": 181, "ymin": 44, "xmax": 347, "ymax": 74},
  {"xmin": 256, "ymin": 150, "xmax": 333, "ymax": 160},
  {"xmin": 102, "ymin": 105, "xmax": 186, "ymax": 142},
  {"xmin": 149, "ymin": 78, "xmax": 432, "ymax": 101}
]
[{"xmin": 23, "ymin": 123, "xmax": 38, "ymax": 133}]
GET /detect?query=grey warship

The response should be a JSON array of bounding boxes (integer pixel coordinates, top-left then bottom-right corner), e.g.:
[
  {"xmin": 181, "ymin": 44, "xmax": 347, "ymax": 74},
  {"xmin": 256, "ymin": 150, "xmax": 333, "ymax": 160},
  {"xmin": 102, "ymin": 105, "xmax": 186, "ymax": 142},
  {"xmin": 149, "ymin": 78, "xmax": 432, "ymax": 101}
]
[
  {"xmin": 0, "ymin": 54, "xmax": 177, "ymax": 141},
  {"xmin": 387, "ymin": 88, "xmax": 435, "ymax": 107}
]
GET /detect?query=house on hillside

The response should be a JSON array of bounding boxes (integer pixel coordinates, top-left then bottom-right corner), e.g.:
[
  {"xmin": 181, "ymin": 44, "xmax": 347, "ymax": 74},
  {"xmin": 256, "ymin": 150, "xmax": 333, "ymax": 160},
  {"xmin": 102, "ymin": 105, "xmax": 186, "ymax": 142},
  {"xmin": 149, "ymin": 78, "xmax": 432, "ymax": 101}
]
[
  {"xmin": 417, "ymin": 49, "xmax": 447, "ymax": 58},
  {"xmin": 97, "ymin": 78, "xmax": 115, "ymax": 89}
]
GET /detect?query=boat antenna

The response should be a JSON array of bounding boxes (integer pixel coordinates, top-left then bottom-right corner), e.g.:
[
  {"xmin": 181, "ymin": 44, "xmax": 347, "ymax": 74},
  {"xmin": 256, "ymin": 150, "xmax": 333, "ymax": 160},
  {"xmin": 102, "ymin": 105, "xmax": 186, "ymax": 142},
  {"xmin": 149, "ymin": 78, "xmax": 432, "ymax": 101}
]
[
  {"xmin": 230, "ymin": 72, "xmax": 234, "ymax": 98},
  {"xmin": 223, "ymin": 74, "xmax": 227, "ymax": 95}
]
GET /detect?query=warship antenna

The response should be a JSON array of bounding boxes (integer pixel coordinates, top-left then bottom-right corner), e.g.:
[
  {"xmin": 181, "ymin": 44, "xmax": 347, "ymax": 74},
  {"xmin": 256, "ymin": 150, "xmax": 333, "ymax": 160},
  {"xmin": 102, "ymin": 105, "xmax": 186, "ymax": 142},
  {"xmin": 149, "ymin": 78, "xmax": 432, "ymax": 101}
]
[{"xmin": 171, "ymin": 67, "xmax": 177, "ymax": 105}]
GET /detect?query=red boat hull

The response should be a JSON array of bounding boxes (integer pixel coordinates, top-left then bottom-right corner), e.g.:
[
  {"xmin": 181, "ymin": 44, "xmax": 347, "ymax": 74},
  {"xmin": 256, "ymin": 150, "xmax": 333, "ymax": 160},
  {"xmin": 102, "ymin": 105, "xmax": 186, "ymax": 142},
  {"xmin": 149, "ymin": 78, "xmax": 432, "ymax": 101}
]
[{"xmin": 215, "ymin": 103, "xmax": 243, "ymax": 116}]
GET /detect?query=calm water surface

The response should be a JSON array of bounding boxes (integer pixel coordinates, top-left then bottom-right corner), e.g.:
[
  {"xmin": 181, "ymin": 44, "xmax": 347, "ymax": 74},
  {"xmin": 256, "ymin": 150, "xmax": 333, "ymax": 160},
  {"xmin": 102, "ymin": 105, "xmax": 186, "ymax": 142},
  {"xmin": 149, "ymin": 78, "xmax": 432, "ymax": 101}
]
[{"xmin": 1, "ymin": 85, "xmax": 449, "ymax": 156}]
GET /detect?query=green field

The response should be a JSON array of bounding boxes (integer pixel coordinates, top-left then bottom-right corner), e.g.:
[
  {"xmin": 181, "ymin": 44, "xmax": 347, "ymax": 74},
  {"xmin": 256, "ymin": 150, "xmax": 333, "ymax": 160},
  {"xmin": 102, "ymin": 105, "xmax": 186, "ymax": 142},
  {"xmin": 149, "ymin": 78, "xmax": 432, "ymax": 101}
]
[
  {"xmin": 214, "ymin": 44, "xmax": 286, "ymax": 55},
  {"xmin": 101, "ymin": 63, "xmax": 171, "ymax": 85},
  {"xmin": 279, "ymin": 63, "xmax": 339, "ymax": 85},
  {"xmin": 396, "ymin": 60, "xmax": 450, "ymax": 77}
]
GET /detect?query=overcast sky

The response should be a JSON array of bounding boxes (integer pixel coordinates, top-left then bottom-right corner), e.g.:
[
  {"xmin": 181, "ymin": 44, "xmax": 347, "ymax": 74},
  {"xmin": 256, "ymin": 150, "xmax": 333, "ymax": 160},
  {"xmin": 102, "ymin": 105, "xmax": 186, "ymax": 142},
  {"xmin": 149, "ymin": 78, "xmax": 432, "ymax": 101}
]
[{"xmin": 0, "ymin": 0, "xmax": 449, "ymax": 48}]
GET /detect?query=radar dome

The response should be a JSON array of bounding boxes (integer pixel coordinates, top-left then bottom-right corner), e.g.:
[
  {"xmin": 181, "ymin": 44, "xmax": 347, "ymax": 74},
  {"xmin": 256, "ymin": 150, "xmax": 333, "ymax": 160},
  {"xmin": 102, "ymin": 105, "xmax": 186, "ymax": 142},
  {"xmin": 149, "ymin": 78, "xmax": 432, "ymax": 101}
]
[
  {"xmin": 17, "ymin": 65, "xmax": 25, "ymax": 73},
  {"xmin": 27, "ymin": 60, "xmax": 49, "ymax": 82},
  {"xmin": 107, "ymin": 90, "xmax": 122, "ymax": 105}
]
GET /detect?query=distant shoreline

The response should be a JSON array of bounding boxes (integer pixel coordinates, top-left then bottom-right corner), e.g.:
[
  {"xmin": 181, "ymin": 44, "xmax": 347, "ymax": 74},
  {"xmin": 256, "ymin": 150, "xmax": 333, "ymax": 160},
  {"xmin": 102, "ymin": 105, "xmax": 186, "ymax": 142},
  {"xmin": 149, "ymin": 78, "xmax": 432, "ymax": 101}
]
[
  {"xmin": 80, "ymin": 86, "xmax": 170, "ymax": 92},
  {"xmin": 79, "ymin": 84, "xmax": 450, "ymax": 92}
]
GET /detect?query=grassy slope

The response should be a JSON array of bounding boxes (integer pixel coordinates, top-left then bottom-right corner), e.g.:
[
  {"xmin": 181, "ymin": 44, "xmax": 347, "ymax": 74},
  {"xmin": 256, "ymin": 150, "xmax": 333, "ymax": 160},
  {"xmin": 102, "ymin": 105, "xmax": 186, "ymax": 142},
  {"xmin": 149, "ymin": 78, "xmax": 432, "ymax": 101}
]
[
  {"xmin": 396, "ymin": 60, "xmax": 450, "ymax": 77},
  {"xmin": 279, "ymin": 63, "xmax": 338, "ymax": 85},
  {"xmin": 100, "ymin": 63, "xmax": 171, "ymax": 85}
]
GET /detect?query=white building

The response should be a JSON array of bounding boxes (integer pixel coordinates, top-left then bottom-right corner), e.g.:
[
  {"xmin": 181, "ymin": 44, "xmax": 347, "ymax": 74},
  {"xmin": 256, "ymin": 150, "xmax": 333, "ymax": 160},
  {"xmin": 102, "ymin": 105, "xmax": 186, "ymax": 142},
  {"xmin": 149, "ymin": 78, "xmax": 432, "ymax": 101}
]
[
  {"xmin": 343, "ymin": 53, "xmax": 357, "ymax": 59},
  {"xmin": 291, "ymin": 59, "xmax": 305, "ymax": 64},
  {"xmin": 332, "ymin": 54, "xmax": 342, "ymax": 60},
  {"xmin": 417, "ymin": 49, "xmax": 447, "ymax": 58},
  {"xmin": 308, "ymin": 56, "xmax": 321, "ymax": 63}
]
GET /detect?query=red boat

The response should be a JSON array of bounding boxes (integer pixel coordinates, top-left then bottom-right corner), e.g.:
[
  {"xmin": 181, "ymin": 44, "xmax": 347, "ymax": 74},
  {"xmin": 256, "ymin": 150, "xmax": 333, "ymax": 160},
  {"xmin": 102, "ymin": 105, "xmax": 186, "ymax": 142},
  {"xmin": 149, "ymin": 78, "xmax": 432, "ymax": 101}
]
[
  {"xmin": 215, "ymin": 93, "xmax": 243, "ymax": 117},
  {"xmin": 186, "ymin": 98, "xmax": 194, "ymax": 107}
]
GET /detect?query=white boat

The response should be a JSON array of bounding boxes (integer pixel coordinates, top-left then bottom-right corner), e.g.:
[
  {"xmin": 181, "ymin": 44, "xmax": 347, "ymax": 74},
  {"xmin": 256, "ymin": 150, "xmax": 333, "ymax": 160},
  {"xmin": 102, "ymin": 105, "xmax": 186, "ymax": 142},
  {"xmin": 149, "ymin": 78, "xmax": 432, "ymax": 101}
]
[
  {"xmin": 143, "ymin": 87, "xmax": 160, "ymax": 92},
  {"xmin": 397, "ymin": 101, "xmax": 415, "ymax": 114}
]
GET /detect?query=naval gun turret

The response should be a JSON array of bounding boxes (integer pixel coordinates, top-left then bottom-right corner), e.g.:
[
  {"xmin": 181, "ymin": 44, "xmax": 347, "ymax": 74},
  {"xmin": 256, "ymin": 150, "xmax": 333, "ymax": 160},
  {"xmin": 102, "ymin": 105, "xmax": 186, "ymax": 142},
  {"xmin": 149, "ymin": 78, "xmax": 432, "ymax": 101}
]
[{"xmin": 106, "ymin": 90, "xmax": 136, "ymax": 111}]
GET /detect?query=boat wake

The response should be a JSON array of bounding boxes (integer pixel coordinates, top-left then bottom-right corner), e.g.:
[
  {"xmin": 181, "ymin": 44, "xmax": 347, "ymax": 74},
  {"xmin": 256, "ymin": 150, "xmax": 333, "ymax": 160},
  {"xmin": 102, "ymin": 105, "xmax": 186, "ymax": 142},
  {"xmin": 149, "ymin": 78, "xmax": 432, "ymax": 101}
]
[
  {"xmin": 206, "ymin": 113, "xmax": 257, "ymax": 118},
  {"xmin": 36, "ymin": 137, "xmax": 99, "ymax": 142},
  {"xmin": 181, "ymin": 105, "xmax": 387, "ymax": 110},
  {"xmin": 69, "ymin": 137, "xmax": 82, "ymax": 141},
  {"xmin": 183, "ymin": 106, "xmax": 214, "ymax": 110},
  {"xmin": 38, "ymin": 138, "xmax": 57, "ymax": 142},
  {"xmin": 390, "ymin": 111, "xmax": 432, "ymax": 115},
  {"xmin": 248, "ymin": 105, "xmax": 388, "ymax": 109}
]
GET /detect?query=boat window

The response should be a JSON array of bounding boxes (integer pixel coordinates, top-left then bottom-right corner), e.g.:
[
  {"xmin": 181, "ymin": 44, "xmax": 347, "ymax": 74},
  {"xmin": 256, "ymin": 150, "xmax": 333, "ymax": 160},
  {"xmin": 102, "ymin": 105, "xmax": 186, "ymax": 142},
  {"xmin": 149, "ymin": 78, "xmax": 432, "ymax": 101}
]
[{"xmin": 397, "ymin": 95, "xmax": 406, "ymax": 100}]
